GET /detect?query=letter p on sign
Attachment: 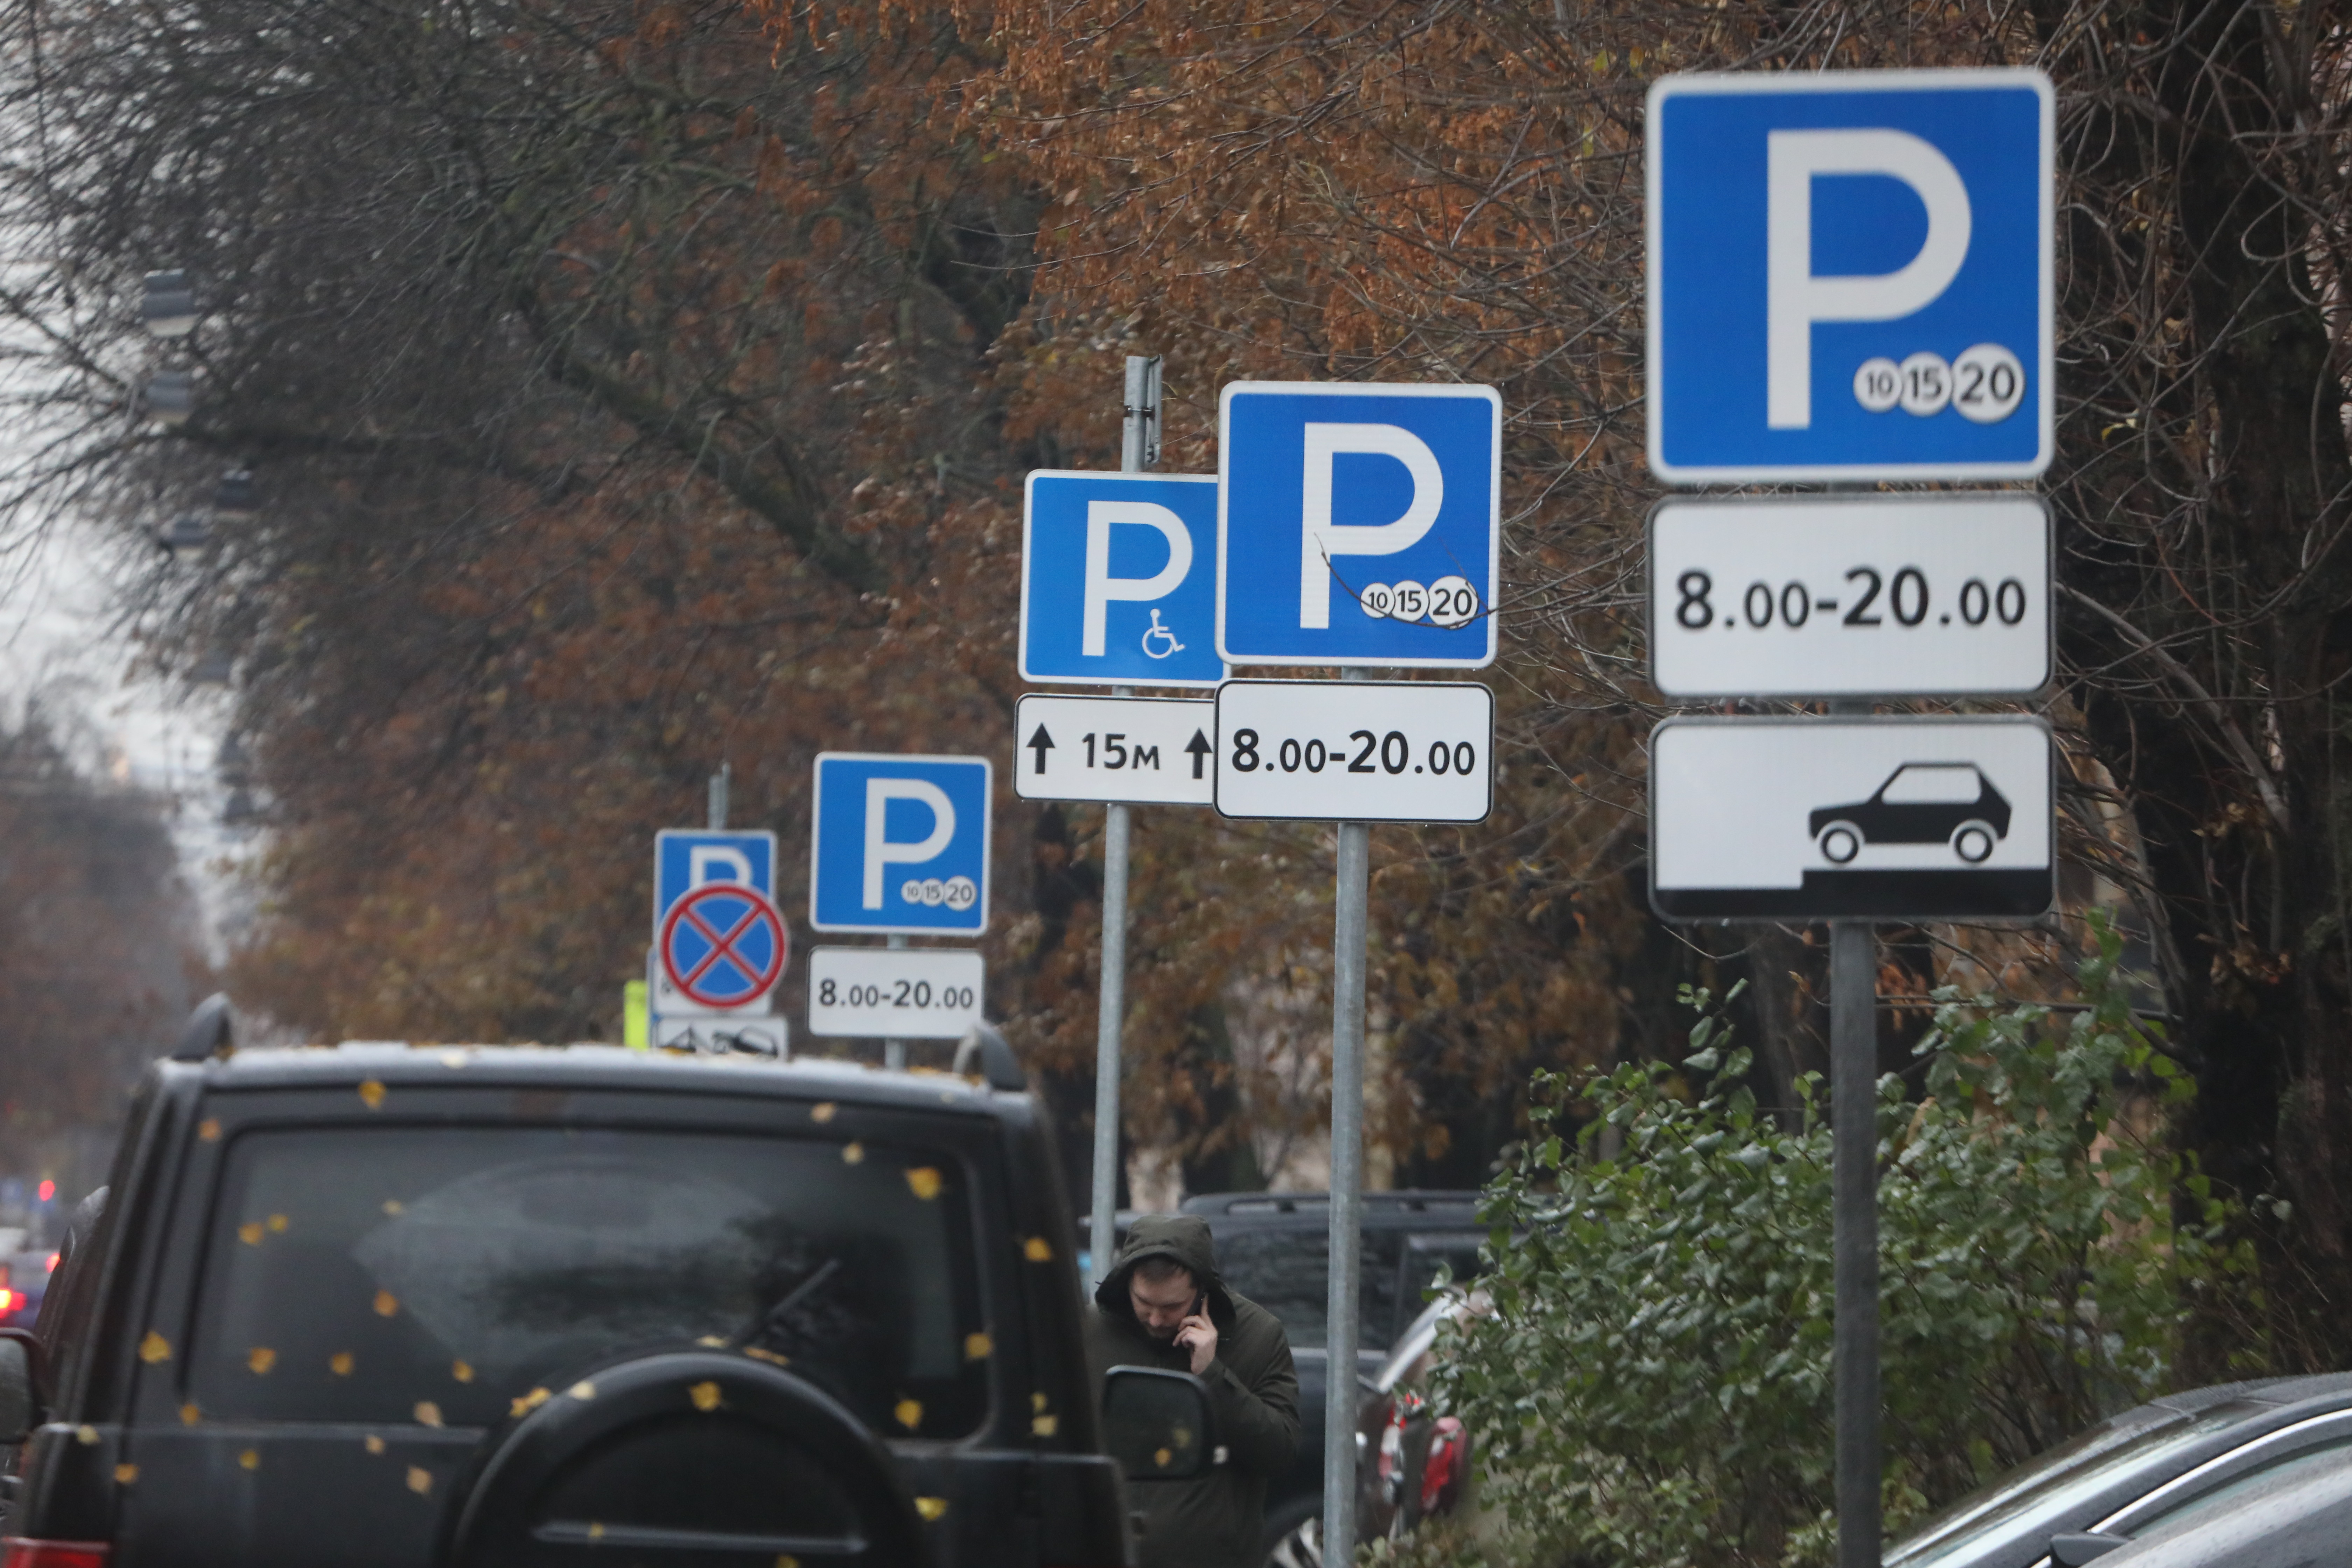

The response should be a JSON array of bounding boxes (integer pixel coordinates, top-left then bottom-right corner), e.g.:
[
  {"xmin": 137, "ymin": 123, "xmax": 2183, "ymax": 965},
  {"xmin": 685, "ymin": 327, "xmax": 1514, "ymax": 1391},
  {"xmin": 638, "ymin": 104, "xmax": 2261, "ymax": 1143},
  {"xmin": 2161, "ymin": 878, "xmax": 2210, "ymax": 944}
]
[{"xmin": 1766, "ymin": 130, "xmax": 1970, "ymax": 429}]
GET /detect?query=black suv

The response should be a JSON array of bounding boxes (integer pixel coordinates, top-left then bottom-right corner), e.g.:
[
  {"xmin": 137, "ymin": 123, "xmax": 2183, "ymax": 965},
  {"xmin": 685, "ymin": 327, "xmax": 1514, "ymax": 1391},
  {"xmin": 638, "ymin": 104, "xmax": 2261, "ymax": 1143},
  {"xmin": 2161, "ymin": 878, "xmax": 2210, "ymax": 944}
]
[
  {"xmin": 1176, "ymin": 1191, "xmax": 1485, "ymax": 1555},
  {"xmin": 0, "ymin": 1006, "xmax": 1209, "ymax": 1568}
]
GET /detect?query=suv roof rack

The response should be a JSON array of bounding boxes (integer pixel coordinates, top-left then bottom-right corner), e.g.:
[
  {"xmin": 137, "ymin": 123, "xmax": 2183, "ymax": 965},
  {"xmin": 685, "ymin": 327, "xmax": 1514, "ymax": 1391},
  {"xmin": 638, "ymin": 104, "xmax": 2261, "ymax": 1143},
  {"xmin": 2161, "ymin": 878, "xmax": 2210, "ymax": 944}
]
[{"xmin": 1181, "ymin": 1189, "xmax": 1480, "ymax": 1217}]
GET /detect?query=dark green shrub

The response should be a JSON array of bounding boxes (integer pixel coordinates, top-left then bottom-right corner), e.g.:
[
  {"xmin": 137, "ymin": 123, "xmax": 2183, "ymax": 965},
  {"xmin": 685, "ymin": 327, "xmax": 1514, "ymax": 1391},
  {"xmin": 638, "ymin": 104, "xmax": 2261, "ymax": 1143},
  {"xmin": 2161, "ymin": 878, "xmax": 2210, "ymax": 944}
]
[{"xmin": 1430, "ymin": 919, "xmax": 2253, "ymax": 1568}]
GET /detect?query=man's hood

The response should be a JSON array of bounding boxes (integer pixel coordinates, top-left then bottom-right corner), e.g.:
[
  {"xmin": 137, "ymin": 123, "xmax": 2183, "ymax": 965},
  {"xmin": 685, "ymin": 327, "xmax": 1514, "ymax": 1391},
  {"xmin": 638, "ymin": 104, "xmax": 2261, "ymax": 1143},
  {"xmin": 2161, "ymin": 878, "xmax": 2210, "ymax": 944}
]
[{"xmin": 1093, "ymin": 1212, "xmax": 1237, "ymax": 1329}]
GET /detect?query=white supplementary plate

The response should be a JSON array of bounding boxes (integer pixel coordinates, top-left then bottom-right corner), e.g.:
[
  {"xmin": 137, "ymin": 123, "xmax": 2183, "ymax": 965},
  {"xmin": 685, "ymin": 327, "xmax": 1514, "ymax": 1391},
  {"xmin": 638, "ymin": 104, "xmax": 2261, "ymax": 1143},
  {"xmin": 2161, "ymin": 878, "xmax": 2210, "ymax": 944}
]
[
  {"xmin": 1650, "ymin": 715, "xmax": 2053, "ymax": 922},
  {"xmin": 1013, "ymin": 694, "xmax": 1214, "ymax": 806},
  {"xmin": 807, "ymin": 947, "xmax": 986, "ymax": 1040},
  {"xmin": 1213, "ymin": 680, "xmax": 1494, "ymax": 823},
  {"xmin": 1648, "ymin": 494, "xmax": 2050, "ymax": 698},
  {"xmin": 653, "ymin": 1013, "xmax": 789, "ymax": 1055}
]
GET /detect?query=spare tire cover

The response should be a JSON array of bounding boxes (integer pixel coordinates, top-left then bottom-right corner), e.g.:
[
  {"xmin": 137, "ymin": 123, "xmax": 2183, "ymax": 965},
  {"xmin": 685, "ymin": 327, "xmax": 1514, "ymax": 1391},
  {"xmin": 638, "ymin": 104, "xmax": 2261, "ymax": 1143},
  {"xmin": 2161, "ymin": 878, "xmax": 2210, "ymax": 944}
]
[{"xmin": 445, "ymin": 1349, "xmax": 926, "ymax": 1568}]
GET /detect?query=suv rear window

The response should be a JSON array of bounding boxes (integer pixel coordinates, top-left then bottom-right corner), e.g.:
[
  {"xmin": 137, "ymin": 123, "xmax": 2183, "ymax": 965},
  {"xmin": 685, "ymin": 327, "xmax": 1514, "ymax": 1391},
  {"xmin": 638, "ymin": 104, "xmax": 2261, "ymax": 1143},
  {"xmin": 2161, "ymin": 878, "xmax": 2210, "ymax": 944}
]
[
  {"xmin": 184, "ymin": 1124, "xmax": 987, "ymax": 1438},
  {"xmin": 1216, "ymin": 1228, "xmax": 1484, "ymax": 1351}
]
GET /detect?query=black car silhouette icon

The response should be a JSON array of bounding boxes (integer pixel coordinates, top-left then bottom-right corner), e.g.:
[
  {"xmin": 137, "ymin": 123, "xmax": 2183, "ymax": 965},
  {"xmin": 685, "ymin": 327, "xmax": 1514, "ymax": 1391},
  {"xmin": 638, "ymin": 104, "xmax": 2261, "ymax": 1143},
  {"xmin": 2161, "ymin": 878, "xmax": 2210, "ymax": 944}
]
[{"xmin": 1809, "ymin": 763, "xmax": 2011, "ymax": 866}]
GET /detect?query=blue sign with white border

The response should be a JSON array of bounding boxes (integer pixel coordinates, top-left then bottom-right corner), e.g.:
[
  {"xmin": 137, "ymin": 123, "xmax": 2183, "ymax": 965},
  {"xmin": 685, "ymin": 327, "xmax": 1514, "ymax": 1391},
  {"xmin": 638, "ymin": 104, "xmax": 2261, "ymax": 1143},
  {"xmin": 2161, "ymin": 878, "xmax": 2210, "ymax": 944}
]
[
  {"xmin": 653, "ymin": 830, "xmax": 784, "ymax": 1013},
  {"xmin": 1647, "ymin": 69, "xmax": 2053, "ymax": 483},
  {"xmin": 1218, "ymin": 382, "xmax": 1500, "ymax": 668},
  {"xmin": 655, "ymin": 830, "xmax": 777, "ymax": 925},
  {"xmin": 809, "ymin": 753, "xmax": 992, "ymax": 935},
  {"xmin": 1021, "ymin": 470, "xmax": 1224, "ymax": 687}
]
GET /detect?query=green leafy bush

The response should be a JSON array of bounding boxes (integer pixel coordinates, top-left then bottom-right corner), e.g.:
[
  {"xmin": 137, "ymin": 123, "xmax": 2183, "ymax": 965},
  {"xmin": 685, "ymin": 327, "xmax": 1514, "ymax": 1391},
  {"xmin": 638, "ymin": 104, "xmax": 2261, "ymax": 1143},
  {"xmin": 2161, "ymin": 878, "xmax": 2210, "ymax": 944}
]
[{"xmin": 1431, "ymin": 919, "xmax": 2252, "ymax": 1568}]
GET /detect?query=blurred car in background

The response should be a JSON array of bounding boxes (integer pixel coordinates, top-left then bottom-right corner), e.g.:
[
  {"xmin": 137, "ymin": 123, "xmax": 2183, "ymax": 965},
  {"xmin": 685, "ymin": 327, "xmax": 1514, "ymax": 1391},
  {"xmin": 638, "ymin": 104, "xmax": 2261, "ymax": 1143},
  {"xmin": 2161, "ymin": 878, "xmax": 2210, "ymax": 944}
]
[
  {"xmin": 1884, "ymin": 1372, "xmax": 2352, "ymax": 1568},
  {"xmin": 1078, "ymin": 1187, "xmax": 1492, "ymax": 1566},
  {"xmin": 1178, "ymin": 1190, "xmax": 1487, "ymax": 1561},
  {"xmin": 1265, "ymin": 1291, "xmax": 1483, "ymax": 1568},
  {"xmin": 2087, "ymin": 1442, "xmax": 2352, "ymax": 1568},
  {"xmin": 0, "ymin": 1247, "xmax": 56, "ymax": 1328},
  {"xmin": 1362, "ymin": 1292, "xmax": 1478, "ymax": 1543}
]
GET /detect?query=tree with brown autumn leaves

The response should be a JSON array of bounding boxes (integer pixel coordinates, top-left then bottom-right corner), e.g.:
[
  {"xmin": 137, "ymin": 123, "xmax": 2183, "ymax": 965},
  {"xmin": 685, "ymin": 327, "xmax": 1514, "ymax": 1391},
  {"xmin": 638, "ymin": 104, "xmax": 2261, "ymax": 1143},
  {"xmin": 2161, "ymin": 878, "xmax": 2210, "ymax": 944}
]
[{"xmin": 2, "ymin": 0, "xmax": 2351, "ymax": 1363}]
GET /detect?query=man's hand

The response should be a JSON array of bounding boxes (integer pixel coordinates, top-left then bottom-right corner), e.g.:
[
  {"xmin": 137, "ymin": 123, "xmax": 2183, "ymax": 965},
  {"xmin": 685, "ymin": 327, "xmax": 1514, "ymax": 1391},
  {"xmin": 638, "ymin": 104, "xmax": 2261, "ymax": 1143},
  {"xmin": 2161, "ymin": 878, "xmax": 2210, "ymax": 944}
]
[{"xmin": 1175, "ymin": 1310, "xmax": 1218, "ymax": 1376}]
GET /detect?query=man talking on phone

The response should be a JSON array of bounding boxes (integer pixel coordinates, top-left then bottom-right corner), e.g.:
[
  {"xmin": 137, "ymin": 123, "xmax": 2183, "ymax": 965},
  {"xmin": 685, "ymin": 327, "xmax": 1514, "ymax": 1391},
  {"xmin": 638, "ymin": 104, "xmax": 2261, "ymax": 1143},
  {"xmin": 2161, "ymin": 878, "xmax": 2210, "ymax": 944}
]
[{"xmin": 1088, "ymin": 1213, "xmax": 1300, "ymax": 1568}]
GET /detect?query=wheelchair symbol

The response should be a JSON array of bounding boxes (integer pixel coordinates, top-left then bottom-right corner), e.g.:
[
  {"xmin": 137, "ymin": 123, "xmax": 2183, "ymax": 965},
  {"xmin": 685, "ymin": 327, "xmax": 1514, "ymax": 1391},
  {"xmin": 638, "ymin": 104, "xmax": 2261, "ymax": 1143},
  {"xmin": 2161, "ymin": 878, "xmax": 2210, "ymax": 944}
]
[{"xmin": 1141, "ymin": 610, "xmax": 1185, "ymax": 660}]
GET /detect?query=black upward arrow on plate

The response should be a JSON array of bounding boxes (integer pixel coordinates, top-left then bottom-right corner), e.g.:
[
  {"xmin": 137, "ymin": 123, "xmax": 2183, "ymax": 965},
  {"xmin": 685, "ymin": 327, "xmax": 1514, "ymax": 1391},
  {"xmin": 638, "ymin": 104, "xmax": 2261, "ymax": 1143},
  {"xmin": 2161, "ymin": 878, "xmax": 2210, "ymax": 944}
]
[
  {"xmin": 1027, "ymin": 724, "xmax": 1055, "ymax": 775},
  {"xmin": 1185, "ymin": 729, "xmax": 1213, "ymax": 780}
]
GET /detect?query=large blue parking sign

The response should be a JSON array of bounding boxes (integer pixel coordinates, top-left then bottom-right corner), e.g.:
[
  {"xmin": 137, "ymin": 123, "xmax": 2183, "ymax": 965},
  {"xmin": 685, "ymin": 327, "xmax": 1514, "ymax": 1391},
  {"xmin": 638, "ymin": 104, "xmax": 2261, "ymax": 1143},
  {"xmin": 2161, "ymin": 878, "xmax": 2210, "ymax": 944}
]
[
  {"xmin": 1648, "ymin": 69, "xmax": 2052, "ymax": 483},
  {"xmin": 809, "ymin": 753, "xmax": 991, "ymax": 935},
  {"xmin": 1219, "ymin": 382, "xmax": 1499, "ymax": 668},
  {"xmin": 1021, "ymin": 470, "xmax": 1223, "ymax": 687}
]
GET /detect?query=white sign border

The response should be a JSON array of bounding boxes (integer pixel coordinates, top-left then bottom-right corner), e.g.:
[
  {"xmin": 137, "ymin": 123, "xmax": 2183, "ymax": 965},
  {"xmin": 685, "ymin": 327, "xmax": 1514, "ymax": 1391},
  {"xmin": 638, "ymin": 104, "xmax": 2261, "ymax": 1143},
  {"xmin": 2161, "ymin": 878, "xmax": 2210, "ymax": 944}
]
[
  {"xmin": 1018, "ymin": 469, "xmax": 1225, "ymax": 690},
  {"xmin": 1644, "ymin": 67, "xmax": 2056, "ymax": 485},
  {"xmin": 1645, "ymin": 492, "xmax": 2054, "ymax": 700},
  {"xmin": 1215, "ymin": 381, "xmax": 1503, "ymax": 670},
  {"xmin": 807, "ymin": 751, "xmax": 995, "ymax": 938}
]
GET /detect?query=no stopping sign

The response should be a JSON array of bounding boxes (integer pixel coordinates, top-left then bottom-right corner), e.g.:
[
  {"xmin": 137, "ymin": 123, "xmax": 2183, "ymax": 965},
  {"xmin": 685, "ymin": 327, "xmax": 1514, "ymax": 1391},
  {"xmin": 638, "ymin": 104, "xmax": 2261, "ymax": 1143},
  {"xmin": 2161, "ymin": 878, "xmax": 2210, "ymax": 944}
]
[{"xmin": 659, "ymin": 882, "xmax": 789, "ymax": 1008}]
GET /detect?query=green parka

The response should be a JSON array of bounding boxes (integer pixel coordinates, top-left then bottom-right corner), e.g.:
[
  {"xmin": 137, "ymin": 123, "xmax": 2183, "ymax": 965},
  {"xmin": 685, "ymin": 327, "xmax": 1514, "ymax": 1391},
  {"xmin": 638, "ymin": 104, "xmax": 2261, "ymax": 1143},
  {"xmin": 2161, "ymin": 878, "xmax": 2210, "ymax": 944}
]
[{"xmin": 1087, "ymin": 1214, "xmax": 1301, "ymax": 1568}]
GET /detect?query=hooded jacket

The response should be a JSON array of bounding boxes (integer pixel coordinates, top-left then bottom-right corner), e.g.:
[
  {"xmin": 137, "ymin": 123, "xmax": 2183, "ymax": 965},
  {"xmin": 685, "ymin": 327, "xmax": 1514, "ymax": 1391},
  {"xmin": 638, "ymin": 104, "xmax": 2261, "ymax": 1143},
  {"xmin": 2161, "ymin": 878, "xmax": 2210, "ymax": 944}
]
[{"xmin": 1087, "ymin": 1214, "xmax": 1301, "ymax": 1568}]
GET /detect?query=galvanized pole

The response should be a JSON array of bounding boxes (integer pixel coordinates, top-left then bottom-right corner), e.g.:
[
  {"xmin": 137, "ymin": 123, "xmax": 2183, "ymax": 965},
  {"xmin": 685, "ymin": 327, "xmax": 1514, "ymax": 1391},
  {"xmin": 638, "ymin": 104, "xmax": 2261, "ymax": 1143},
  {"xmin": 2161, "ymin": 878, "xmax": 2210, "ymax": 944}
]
[
  {"xmin": 1090, "ymin": 354, "xmax": 1160, "ymax": 1284},
  {"xmin": 707, "ymin": 763, "xmax": 729, "ymax": 830},
  {"xmin": 1834, "ymin": 921, "xmax": 1872, "ymax": 1568},
  {"xmin": 1832, "ymin": 922, "xmax": 1880, "ymax": 1568},
  {"xmin": 1323, "ymin": 666, "xmax": 1370, "ymax": 1568},
  {"xmin": 1825, "ymin": 691, "xmax": 1880, "ymax": 1568},
  {"xmin": 883, "ymin": 933, "xmax": 909, "ymax": 1071}
]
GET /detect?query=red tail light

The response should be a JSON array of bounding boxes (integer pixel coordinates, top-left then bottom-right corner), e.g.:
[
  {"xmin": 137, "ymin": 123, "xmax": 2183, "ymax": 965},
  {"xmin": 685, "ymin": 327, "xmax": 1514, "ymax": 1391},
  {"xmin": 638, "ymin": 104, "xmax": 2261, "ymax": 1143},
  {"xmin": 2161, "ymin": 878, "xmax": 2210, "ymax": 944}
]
[
  {"xmin": 1419, "ymin": 1416, "xmax": 1468, "ymax": 1516},
  {"xmin": 0, "ymin": 1291, "xmax": 18, "ymax": 1314},
  {"xmin": 1, "ymin": 1542, "xmax": 112, "ymax": 1568}
]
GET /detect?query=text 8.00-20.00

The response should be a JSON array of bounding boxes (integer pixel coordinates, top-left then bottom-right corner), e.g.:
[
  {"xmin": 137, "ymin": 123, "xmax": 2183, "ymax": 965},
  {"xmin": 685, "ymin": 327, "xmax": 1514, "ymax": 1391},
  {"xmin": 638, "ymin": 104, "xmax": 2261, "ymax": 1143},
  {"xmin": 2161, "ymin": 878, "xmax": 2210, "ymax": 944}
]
[
  {"xmin": 1213, "ymin": 680, "xmax": 1494, "ymax": 824},
  {"xmin": 806, "ymin": 947, "xmax": 986, "ymax": 1041}
]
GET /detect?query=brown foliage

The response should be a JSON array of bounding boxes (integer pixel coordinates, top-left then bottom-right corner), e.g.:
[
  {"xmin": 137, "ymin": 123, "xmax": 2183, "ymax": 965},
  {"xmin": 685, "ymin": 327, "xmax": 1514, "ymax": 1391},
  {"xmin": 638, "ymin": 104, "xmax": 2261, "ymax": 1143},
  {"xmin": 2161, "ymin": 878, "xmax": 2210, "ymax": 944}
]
[{"xmin": 6, "ymin": 0, "xmax": 2352, "ymax": 1358}]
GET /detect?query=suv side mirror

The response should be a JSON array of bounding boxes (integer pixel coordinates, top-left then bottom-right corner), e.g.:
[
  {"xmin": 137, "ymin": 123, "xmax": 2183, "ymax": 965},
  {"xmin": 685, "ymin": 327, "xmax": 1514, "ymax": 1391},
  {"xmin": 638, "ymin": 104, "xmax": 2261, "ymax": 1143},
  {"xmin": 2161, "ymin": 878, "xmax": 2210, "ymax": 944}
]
[
  {"xmin": 1102, "ymin": 1366, "xmax": 1216, "ymax": 1482},
  {"xmin": 0, "ymin": 1329, "xmax": 50, "ymax": 1443},
  {"xmin": 2051, "ymin": 1534, "xmax": 2128, "ymax": 1567}
]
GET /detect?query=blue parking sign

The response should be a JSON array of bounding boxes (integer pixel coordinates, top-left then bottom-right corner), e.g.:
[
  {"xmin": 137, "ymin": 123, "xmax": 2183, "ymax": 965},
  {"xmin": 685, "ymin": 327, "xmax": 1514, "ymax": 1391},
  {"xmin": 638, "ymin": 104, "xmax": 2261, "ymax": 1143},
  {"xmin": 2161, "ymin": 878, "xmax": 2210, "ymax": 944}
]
[
  {"xmin": 1647, "ymin": 69, "xmax": 2053, "ymax": 482},
  {"xmin": 1218, "ymin": 382, "xmax": 1499, "ymax": 668},
  {"xmin": 809, "ymin": 753, "xmax": 992, "ymax": 935},
  {"xmin": 1021, "ymin": 471, "xmax": 1223, "ymax": 687}
]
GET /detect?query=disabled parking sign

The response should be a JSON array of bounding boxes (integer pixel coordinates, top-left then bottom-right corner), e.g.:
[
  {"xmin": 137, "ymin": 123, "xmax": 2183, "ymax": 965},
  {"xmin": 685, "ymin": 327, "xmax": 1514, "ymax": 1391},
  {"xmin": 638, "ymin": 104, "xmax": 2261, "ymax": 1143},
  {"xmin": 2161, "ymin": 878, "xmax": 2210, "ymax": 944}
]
[
  {"xmin": 1218, "ymin": 382, "xmax": 1500, "ymax": 668},
  {"xmin": 1647, "ymin": 69, "xmax": 2053, "ymax": 482},
  {"xmin": 809, "ymin": 753, "xmax": 992, "ymax": 935},
  {"xmin": 1022, "ymin": 471, "xmax": 1224, "ymax": 687}
]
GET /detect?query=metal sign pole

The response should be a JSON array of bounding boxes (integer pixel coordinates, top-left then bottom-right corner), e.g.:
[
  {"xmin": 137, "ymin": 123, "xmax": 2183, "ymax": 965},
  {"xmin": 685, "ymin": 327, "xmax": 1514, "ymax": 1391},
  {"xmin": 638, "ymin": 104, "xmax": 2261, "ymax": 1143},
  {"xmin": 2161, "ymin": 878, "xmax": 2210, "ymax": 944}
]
[
  {"xmin": 1323, "ymin": 666, "xmax": 1370, "ymax": 1568},
  {"xmin": 883, "ymin": 934, "xmax": 909, "ymax": 1070},
  {"xmin": 1832, "ymin": 922, "xmax": 1880, "ymax": 1568},
  {"xmin": 708, "ymin": 763, "xmax": 728, "ymax": 830},
  {"xmin": 1089, "ymin": 354, "xmax": 1160, "ymax": 1285}
]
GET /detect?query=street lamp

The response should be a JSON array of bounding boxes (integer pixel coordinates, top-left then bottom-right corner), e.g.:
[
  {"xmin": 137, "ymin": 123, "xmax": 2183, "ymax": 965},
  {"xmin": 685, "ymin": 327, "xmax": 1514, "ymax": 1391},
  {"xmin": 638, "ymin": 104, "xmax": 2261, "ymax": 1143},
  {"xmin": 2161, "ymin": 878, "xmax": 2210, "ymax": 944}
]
[
  {"xmin": 155, "ymin": 512, "xmax": 209, "ymax": 553},
  {"xmin": 216, "ymin": 731, "xmax": 251, "ymax": 788},
  {"xmin": 144, "ymin": 370, "xmax": 194, "ymax": 427},
  {"xmin": 212, "ymin": 469, "xmax": 257, "ymax": 520},
  {"xmin": 140, "ymin": 271, "xmax": 196, "ymax": 338}
]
